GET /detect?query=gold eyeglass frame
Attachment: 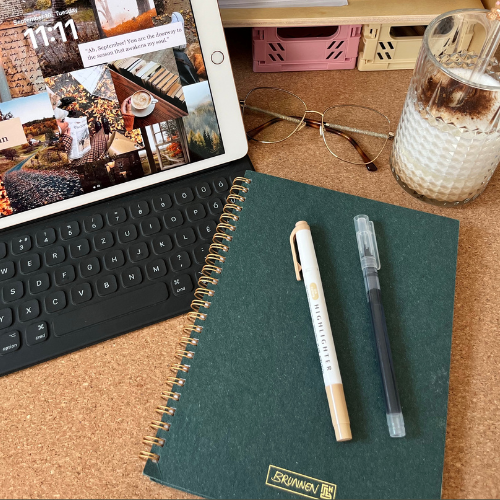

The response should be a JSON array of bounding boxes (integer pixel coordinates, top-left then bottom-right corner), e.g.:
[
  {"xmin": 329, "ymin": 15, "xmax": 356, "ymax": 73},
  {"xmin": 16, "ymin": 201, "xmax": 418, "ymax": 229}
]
[{"xmin": 240, "ymin": 87, "xmax": 394, "ymax": 171}]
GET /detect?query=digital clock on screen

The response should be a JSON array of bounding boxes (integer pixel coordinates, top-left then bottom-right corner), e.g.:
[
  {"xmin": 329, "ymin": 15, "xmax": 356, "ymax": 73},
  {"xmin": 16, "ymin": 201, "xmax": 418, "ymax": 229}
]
[{"xmin": 23, "ymin": 20, "xmax": 78, "ymax": 49}]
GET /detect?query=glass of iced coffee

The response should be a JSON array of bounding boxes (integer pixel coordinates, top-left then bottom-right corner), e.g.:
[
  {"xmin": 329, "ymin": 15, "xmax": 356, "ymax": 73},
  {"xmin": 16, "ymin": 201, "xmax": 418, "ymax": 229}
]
[{"xmin": 390, "ymin": 9, "xmax": 500, "ymax": 205}]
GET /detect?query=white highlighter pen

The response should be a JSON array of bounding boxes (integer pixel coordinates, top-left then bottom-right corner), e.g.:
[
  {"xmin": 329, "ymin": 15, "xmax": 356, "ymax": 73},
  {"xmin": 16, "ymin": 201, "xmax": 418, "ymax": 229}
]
[{"xmin": 290, "ymin": 221, "xmax": 352, "ymax": 442}]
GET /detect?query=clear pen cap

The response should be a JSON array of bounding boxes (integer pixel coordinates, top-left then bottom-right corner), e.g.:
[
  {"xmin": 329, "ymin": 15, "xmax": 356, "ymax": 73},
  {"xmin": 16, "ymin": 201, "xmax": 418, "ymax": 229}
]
[{"xmin": 354, "ymin": 215, "xmax": 380, "ymax": 270}]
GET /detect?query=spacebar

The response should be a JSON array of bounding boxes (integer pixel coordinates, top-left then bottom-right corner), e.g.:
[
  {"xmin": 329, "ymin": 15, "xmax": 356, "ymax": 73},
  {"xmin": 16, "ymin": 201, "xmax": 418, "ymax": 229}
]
[{"xmin": 53, "ymin": 283, "xmax": 169, "ymax": 336}]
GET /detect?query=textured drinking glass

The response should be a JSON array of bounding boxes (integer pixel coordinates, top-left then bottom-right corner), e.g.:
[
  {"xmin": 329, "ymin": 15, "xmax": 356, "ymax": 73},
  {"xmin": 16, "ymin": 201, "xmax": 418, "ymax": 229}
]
[{"xmin": 390, "ymin": 9, "xmax": 500, "ymax": 205}]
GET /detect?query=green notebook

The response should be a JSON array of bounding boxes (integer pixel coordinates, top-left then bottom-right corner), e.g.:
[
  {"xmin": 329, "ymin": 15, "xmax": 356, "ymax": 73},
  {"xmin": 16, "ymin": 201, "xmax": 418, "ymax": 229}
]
[{"xmin": 143, "ymin": 172, "xmax": 460, "ymax": 499}]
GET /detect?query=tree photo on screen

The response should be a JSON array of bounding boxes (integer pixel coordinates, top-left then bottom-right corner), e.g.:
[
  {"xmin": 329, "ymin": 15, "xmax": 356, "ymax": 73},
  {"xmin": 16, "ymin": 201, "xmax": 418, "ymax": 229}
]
[
  {"xmin": 183, "ymin": 81, "xmax": 224, "ymax": 161},
  {"xmin": 91, "ymin": 0, "xmax": 157, "ymax": 37}
]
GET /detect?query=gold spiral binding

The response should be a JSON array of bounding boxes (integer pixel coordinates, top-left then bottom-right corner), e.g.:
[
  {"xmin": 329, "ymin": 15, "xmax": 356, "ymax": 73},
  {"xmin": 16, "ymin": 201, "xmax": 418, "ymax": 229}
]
[
  {"xmin": 213, "ymin": 232, "xmax": 233, "ymax": 243},
  {"xmin": 220, "ymin": 213, "xmax": 239, "ymax": 223},
  {"xmin": 224, "ymin": 203, "xmax": 243, "ymax": 213},
  {"xmin": 210, "ymin": 243, "xmax": 229, "ymax": 253},
  {"xmin": 156, "ymin": 405, "xmax": 176, "ymax": 416},
  {"xmin": 195, "ymin": 288, "xmax": 215, "ymax": 300},
  {"xmin": 175, "ymin": 349, "xmax": 195, "ymax": 360},
  {"xmin": 205, "ymin": 253, "xmax": 226, "ymax": 265},
  {"xmin": 227, "ymin": 194, "xmax": 245, "ymax": 204},
  {"xmin": 229, "ymin": 184, "xmax": 249, "ymax": 194},
  {"xmin": 170, "ymin": 363, "xmax": 190, "ymax": 373},
  {"xmin": 187, "ymin": 312, "xmax": 207, "ymax": 323},
  {"xmin": 183, "ymin": 324, "xmax": 203, "ymax": 335},
  {"xmin": 166, "ymin": 376, "xmax": 186, "ymax": 387},
  {"xmin": 191, "ymin": 299, "xmax": 211, "ymax": 311},
  {"xmin": 179, "ymin": 336, "xmax": 199, "ymax": 348},
  {"xmin": 150, "ymin": 420, "xmax": 171, "ymax": 432},
  {"xmin": 139, "ymin": 451, "xmax": 160, "ymax": 462},
  {"xmin": 201, "ymin": 264, "xmax": 222, "ymax": 276},
  {"xmin": 161, "ymin": 390, "xmax": 181, "ymax": 401},
  {"xmin": 216, "ymin": 223, "xmax": 236, "ymax": 232},
  {"xmin": 143, "ymin": 436, "xmax": 165, "ymax": 447},
  {"xmin": 199, "ymin": 276, "xmax": 219, "ymax": 287},
  {"xmin": 140, "ymin": 177, "xmax": 252, "ymax": 463}
]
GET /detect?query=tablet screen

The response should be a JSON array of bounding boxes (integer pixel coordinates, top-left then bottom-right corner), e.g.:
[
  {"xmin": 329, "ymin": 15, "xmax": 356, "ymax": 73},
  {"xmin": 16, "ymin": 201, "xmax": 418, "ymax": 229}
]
[{"xmin": 0, "ymin": 0, "xmax": 224, "ymax": 219}]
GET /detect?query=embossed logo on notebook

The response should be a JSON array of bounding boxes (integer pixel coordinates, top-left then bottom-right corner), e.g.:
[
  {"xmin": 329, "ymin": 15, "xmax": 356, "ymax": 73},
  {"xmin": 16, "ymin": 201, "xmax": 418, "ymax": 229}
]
[{"xmin": 266, "ymin": 465, "xmax": 337, "ymax": 499}]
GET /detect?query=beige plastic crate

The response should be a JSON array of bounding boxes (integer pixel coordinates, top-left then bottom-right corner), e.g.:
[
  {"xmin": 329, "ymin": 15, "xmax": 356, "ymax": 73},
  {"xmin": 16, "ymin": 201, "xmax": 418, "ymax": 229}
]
[{"xmin": 357, "ymin": 22, "xmax": 475, "ymax": 71}]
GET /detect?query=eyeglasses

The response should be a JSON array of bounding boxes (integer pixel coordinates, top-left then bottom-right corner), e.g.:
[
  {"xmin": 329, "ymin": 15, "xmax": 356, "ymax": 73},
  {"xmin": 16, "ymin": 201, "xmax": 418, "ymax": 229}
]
[{"xmin": 239, "ymin": 87, "xmax": 394, "ymax": 171}]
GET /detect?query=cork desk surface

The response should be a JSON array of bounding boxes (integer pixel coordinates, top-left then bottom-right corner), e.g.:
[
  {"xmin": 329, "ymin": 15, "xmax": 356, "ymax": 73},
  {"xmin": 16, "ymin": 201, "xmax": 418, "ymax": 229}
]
[{"xmin": 1, "ymin": 28, "xmax": 500, "ymax": 500}]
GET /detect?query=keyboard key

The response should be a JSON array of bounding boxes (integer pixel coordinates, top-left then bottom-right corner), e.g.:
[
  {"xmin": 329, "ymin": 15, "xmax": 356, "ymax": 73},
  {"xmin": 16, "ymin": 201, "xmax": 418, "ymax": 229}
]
[
  {"xmin": 3, "ymin": 281, "xmax": 23, "ymax": 302},
  {"xmin": 71, "ymin": 283, "xmax": 93, "ymax": 304},
  {"xmin": 163, "ymin": 210, "xmax": 184, "ymax": 229},
  {"xmin": 19, "ymin": 300, "xmax": 40, "ymax": 322},
  {"xmin": 0, "ymin": 331, "xmax": 20, "ymax": 355},
  {"xmin": 0, "ymin": 261, "xmax": 15, "ymax": 281},
  {"xmin": 141, "ymin": 217, "xmax": 161, "ymax": 236},
  {"xmin": 45, "ymin": 246, "xmax": 66, "ymax": 266},
  {"xmin": 171, "ymin": 275, "xmax": 193, "ymax": 296},
  {"xmin": 84, "ymin": 214, "xmax": 104, "ymax": 233},
  {"xmin": 186, "ymin": 204, "xmax": 206, "ymax": 222},
  {"xmin": 199, "ymin": 221, "xmax": 217, "ymax": 240},
  {"xmin": 194, "ymin": 244, "xmax": 210, "ymax": 265},
  {"xmin": 96, "ymin": 275, "xmax": 118, "ymax": 296},
  {"xmin": 196, "ymin": 182, "xmax": 212, "ymax": 198},
  {"xmin": 107, "ymin": 207, "xmax": 127, "ymax": 225},
  {"xmin": 53, "ymin": 283, "xmax": 168, "ymax": 337},
  {"xmin": 152, "ymin": 195, "xmax": 172, "ymax": 212},
  {"xmin": 60, "ymin": 221, "xmax": 80, "ymax": 240},
  {"xmin": 117, "ymin": 225, "xmax": 138, "ymax": 243},
  {"xmin": 0, "ymin": 242, "xmax": 6, "ymax": 259},
  {"xmin": 104, "ymin": 250, "xmax": 125, "ymax": 270},
  {"xmin": 175, "ymin": 187, "xmax": 194, "ymax": 205},
  {"xmin": 45, "ymin": 291, "xmax": 66, "ymax": 313},
  {"xmin": 214, "ymin": 177, "xmax": 229, "ymax": 193},
  {"xmin": 152, "ymin": 235, "xmax": 173, "ymax": 255},
  {"xmin": 121, "ymin": 267, "xmax": 143, "ymax": 288},
  {"xmin": 36, "ymin": 228, "xmax": 56, "ymax": 247},
  {"xmin": 12, "ymin": 236, "xmax": 31, "ymax": 255},
  {"xmin": 26, "ymin": 322, "xmax": 48, "ymax": 346},
  {"xmin": 208, "ymin": 198, "xmax": 224, "ymax": 215},
  {"xmin": 29, "ymin": 273, "xmax": 50, "ymax": 294},
  {"xmin": 129, "ymin": 242, "xmax": 149, "ymax": 262},
  {"xmin": 0, "ymin": 308, "xmax": 13, "ymax": 329},
  {"xmin": 130, "ymin": 200, "xmax": 150, "ymax": 218},
  {"xmin": 54, "ymin": 266, "xmax": 75, "ymax": 286},
  {"xmin": 80, "ymin": 257, "xmax": 101, "ymax": 278},
  {"xmin": 20, "ymin": 254, "xmax": 41, "ymax": 274},
  {"xmin": 94, "ymin": 232, "xmax": 114, "ymax": 251},
  {"xmin": 69, "ymin": 239, "xmax": 90, "ymax": 259},
  {"xmin": 170, "ymin": 251, "xmax": 191, "ymax": 272},
  {"xmin": 146, "ymin": 259, "xmax": 167, "ymax": 280},
  {"xmin": 176, "ymin": 228, "xmax": 196, "ymax": 247}
]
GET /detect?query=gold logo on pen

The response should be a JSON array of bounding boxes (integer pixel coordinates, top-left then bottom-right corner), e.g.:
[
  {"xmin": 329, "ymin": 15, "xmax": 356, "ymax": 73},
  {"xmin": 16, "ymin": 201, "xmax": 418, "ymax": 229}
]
[
  {"xmin": 310, "ymin": 283, "xmax": 319, "ymax": 301},
  {"xmin": 266, "ymin": 465, "xmax": 337, "ymax": 499}
]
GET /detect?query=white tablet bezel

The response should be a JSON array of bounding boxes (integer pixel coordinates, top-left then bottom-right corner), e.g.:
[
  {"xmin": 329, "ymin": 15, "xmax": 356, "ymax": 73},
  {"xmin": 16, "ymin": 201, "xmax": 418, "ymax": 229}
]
[{"xmin": 0, "ymin": 0, "xmax": 248, "ymax": 231}]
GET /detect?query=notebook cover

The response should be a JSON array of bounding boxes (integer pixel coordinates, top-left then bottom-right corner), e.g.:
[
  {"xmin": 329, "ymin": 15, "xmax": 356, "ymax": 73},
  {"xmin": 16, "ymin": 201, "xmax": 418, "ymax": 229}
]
[{"xmin": 144, "ymin": 172, "xmax": 460, "ymax": 499}]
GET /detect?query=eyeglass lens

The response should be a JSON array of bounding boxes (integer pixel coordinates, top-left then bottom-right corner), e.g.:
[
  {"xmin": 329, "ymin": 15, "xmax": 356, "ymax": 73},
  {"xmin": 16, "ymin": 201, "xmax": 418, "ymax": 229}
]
[{"xmin": 242, "ymin": 88, "xmax": 306, "ymax": 143}]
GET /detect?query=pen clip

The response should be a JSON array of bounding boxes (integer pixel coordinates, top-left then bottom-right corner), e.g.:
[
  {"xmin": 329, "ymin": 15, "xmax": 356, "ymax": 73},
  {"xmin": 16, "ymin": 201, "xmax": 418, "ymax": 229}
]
[
  {"xmin": 290, "ymin": 221, "xmax": 310, "ymax": 281},
  {"xmin": 290, "ymin": 227, "xmax": 302, "ymax": 281}
]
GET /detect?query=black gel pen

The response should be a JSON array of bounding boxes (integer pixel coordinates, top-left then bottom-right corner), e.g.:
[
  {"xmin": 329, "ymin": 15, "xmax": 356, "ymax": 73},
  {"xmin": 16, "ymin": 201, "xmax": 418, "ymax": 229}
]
[{"xmin": 354, "ymin": 215, "xmax": 405, "ymax": 438}]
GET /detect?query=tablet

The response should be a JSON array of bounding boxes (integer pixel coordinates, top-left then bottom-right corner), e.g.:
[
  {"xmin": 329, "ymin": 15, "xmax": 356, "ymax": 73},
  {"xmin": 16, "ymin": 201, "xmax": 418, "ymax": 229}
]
[{"xmin": 0, "ymin": 0, "xmax": 248, "ymax": 230}]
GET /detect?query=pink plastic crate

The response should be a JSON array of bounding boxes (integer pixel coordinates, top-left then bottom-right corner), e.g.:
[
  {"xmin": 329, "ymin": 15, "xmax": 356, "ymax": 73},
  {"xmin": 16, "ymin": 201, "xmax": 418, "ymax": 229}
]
[{"xmin": 252, "ymin": 25, "xmax": 362, "ymax": 72}]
